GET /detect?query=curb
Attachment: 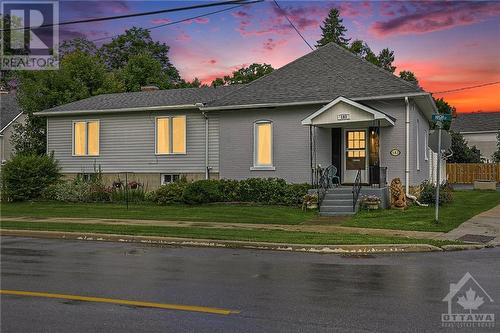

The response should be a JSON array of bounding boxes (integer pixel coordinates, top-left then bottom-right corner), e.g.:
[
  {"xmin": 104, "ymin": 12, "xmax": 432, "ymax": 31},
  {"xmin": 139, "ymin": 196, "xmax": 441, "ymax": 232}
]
[
  {"xmin": 441, "ymin": 244, "xmax": 488, "ymax": 251},
  {"xmin": 1, "ymin": 229, "xmax": 443, "ymax": 254}
]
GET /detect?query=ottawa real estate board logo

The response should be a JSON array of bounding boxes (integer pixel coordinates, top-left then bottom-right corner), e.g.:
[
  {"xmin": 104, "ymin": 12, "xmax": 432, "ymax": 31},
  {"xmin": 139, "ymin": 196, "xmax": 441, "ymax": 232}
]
[
  {"xmin": 1, "ymin": 0, "xmax": 59, "ymax": 70},
  {"xmin": 442, "ymin": 272, "xmax": 495, "ymax": 328}
]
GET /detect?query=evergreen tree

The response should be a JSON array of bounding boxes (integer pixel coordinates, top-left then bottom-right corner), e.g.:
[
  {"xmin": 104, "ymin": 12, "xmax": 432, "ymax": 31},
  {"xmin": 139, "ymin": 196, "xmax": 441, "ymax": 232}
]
[{"xmin": 316, "ymin": 8, "xmax": 350, "ymax": 48}]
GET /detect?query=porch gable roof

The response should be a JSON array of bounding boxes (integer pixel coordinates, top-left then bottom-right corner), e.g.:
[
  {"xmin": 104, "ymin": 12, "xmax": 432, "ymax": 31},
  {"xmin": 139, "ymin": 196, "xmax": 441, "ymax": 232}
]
[{"xmin": 301, "ymin": 96, "xmax": 396, "ymax": 127}]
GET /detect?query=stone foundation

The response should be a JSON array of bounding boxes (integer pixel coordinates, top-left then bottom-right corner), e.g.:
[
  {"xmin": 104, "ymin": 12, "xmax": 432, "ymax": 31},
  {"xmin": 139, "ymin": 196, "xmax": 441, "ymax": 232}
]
[{"xmin": 62, "ymin": 172, "xmax": 219, "ymax": 190}]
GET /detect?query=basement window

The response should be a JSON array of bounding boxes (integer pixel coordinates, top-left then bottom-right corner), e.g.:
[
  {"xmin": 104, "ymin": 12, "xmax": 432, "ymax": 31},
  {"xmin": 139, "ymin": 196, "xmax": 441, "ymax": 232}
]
[{"xmin": 161, "ymin": 174, "xmax": 180, "ymax": 185}]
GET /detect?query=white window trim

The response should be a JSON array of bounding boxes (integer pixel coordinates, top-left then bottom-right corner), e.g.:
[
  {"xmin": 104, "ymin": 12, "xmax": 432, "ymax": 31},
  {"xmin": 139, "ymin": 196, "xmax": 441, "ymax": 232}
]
[
  {"xmin": 416, "ymin": 118, "xmax": 420, "ymax": 171},
  {"xmin": 424, "ymin": 129, "xmax": 429, "ymax": 161},
  {"xmin": 252, "ymin": 120, "xmax": 275, "ymax": 170},
  {"xmin": 72, "ymin": 120, "xmax": 100, "ymax": 157},
  {"xmin": 155, "ymin": 115, "xmax": 187, "ymax": 155}
]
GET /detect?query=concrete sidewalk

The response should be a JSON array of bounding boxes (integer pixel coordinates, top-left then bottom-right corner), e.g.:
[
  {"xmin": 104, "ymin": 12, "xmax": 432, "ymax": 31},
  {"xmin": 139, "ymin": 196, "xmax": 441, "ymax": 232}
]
[
  {"xmin": 439, "ymin": 204, "xmax": 500, "ymax": 245},
  {"xmin": 1, "ymin": 216, "xmax": 444, "ymax": 240}
]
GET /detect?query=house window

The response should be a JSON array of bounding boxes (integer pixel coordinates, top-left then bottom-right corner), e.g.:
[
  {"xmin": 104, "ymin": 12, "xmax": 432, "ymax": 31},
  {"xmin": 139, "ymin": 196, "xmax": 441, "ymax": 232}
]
[
  {"xmin": 161, "ymin": 174, "xmax": 180, "ymax": 185},
  {"xmin": 416, "ymin": 119, "xmax": 420, "ymax": 171},
  {"xmin": 156, "ymin": 116, "xmax": 186, "ymax": 154},
  {"xmin": 424, "ymin": 129, "xmax": 429, "ymax": 161},
  {"xmin": 254, "ymin": 121, "xmax": 273, "ymax": 168},
  {"xmin": 73, "ymin": 120, "xmax": 99, "ymax": 156}
]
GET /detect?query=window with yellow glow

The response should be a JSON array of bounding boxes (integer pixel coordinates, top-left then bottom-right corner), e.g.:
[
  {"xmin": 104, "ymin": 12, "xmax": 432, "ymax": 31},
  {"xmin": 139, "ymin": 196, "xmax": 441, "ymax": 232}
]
[
  {"xmin": 73, "ymin": 121, "xmax": 99, "ymax": 156},
  {"xmin": 255, "ymin": 122, "xmax": 273, "ymax": 166},
  {"xmin": 346, "ymin": 131, "xmax": 366, "ymax": 157},
  {"xmin": 156, "ymin": 116, "xmax": 186, "ymax": 154}
]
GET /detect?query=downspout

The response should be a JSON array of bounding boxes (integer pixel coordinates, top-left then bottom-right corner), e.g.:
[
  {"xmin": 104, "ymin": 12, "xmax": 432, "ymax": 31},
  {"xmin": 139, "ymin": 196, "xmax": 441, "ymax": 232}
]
[
  {"xmin": 405, "ymin": 97, "xmax": 410, "ymax": 195},
  {"xmin": 199, "ymin": 104, "xmax": 209, "ymax": 180}
]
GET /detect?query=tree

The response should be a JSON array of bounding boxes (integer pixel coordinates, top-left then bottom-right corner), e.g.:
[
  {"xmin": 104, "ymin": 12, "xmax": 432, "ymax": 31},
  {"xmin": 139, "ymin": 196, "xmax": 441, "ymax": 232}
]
[
  {"xmin": 98, "ymin": 27, "xmax": 180, "ymax": 83},
  {"xmin": 377, "ymin": 48, "xmax": 396, "ymax": 73},
  {"xmin": 211, "ymin": 63, "xmax": 274, "ymax": 86},
  {"xmin": 348, "ymin": 40, "xmax": 378, "ymax": 66},
  {"xmin": 399, "ymin": 70, "xmax": 419, "ymax": 86},
  {"xmin": 492, "ymin": 132, "xmax": 500, "ymax": 162},
  {"xmin": 316, "ymin": 8, "xmax": 350, "ymax": 48},
  {"xmin": 60, "ymin": 38, "xmax": 98, "ymax": 58},
  {"xmin": 434, "ymin": 97, "xmax": 456, "ymax": 130},
  {"xmin": 117, "ymin": 53, "xmax": 171, "ymax": 91},
  {"xmin": 11, "ymin": 52, "xmax": 117, "ymax": 155},
  {"xmin": 447, "ymin": 131, "xmax": 482, "ymax": 163},
  {"xmin": 174, "ymin": 78, "xmax": 206, "ymax": 89}
]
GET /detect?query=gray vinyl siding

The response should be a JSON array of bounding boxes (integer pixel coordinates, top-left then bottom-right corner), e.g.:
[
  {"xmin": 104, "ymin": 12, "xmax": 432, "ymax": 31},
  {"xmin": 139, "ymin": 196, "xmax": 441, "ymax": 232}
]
[
  {"xmin": 219, "ymin": 105, "xmax": 326, "ymax": 184},
  {"xmin": 411, "ymin": 102, "xmax": 431, "ymax": 184},
  {"xmin": 364, "ymin": 99, "xmax": 430, "ymax": 186},
  {"xmin": 47, "ymin": 110, "xmax": 218, "ymax": 174}
]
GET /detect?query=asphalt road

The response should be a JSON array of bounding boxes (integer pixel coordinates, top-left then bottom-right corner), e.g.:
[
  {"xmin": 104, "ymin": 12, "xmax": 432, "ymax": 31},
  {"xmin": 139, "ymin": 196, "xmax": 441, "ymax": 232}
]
[{"xmin": 1, "ymin": 236, "xmax": 499, "ymax": 333}]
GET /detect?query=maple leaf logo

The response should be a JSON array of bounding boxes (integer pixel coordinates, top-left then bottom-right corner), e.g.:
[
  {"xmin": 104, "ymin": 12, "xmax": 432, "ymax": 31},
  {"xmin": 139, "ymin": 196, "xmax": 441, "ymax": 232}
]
[{"xmin": 457, "ymin": 288, "xmax": 484, "ymax": 313}]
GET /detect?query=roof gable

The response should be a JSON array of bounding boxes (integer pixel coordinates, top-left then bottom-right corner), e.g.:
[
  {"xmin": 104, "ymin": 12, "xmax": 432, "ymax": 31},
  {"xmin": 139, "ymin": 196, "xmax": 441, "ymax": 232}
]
[{"xmin": 207, "ymin": 42, "xmax": 423, "ymax": 108}]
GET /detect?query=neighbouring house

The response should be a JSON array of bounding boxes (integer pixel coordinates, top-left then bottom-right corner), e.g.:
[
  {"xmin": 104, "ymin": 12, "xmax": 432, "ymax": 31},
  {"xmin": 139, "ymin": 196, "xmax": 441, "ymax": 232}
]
[
  {"xmin": 0, "ymin": 91, "xmax": 25, "ymax": 164},
  {"xmin": 450, "ymin": 111, "xmax": 500, "ymax": 162},
  {"xmin": 36, "ymin": 43, "xmax": 440, "ymax": 214}
]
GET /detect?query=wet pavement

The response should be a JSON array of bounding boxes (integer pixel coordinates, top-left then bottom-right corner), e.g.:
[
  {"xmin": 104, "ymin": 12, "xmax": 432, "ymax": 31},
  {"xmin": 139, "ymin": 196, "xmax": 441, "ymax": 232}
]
[{"xmin": 1, "ymin": 236, "xmax": 499, "ymax": 332}]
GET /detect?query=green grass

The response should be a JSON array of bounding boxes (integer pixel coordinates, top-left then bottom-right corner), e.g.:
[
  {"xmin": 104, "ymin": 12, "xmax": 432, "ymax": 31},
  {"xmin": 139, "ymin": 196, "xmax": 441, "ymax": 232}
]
[
  {"xmin": 344, "ymin": 190, "xmax": 500, "ymax": 232},
  {"xmin": 0, "ymin": 202, "xmax": 314, "ymax": 225},
  {"xmin": 0, "ymin": 221, "xmax": 458, "ymax": 247}
]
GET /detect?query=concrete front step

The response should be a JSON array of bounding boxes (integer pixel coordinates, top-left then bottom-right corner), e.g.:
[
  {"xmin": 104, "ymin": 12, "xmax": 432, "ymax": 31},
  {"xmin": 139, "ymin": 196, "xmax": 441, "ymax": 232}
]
[
  {"xmin": 320, "ymin": 205, "xmax": 354, "ymax": 213},
  {"xmin": 326, "ymin": 189, "xmax": 353, "ymax": 194},
  {"xmin": 319, "ymin": 211, "xmax": 356, "ymax": 216},
  {"xmin": 321, "ymin": 199, "xmax": 353, "ymax": 206},
  {"xmin": 323, "ymin": 193, "xmax": 352, "ymax": 199}
]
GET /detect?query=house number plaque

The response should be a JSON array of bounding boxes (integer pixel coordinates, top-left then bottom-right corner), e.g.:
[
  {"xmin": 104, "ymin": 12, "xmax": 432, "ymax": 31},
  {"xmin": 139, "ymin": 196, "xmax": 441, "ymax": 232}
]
[{"xmin": 390, "ymin": 148, "xmax": 401, "ymax": 156}]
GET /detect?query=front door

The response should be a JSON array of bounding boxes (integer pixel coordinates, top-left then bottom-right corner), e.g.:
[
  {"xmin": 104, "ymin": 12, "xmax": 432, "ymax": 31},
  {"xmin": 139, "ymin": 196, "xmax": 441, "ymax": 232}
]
[{"xmin": 343, "ymin": 129, "xmax": 368, "ymax": 183}]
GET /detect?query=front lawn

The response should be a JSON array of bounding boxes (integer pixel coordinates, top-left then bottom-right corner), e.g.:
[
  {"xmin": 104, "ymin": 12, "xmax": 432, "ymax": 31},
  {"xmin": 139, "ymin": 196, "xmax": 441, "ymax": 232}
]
[
  {"xmin": 0, "ymin": 220, "xmax": 458, "ymax": 247},
  {"xmin": 343, "ymin": 190, "xmax": 500, "ymax": 232},
  {"xmin": 1, "ymin": 202, "xmax": 314, "ymax": 225}
]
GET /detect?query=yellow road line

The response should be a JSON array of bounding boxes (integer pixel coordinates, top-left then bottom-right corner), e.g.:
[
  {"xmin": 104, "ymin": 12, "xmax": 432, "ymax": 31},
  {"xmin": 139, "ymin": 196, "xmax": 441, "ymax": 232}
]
[{"xmin": 0, "ymin": 290, "xmax": 239, "ymax": 315}]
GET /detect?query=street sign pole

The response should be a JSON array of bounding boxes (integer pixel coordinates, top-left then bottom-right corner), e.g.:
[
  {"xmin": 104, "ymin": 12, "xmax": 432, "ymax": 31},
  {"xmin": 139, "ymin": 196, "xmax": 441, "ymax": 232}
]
[{"xmin": 435, "ymin": 121, "xmax": 442, "ymax": 223}]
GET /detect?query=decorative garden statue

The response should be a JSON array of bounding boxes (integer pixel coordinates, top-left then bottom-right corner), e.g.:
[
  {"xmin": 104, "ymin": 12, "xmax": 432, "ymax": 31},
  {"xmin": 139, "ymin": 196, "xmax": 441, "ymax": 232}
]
[{"xmin": 390, "ymin": 178, "xmax": 407, "ymax": 209}]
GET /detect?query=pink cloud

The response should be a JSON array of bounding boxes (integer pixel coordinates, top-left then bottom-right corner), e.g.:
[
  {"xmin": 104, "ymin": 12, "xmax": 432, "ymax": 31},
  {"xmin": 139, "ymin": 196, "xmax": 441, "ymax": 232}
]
[
  {"xmin": 371, "ymin": 1, "xmax": 500, "ymax": 36},
  {"xmin": 175, "ymin": 31, "xmax": 191, "ymax": 42},
  {"xmin": 207, "ymin": 59, "xmax": 217, "ymax": 65},
  {"xmin": 263, "ymin": 38, "xmax": 287, "ymax": 51},
  {"xmin": 151, "ymin": 18, "xmax": 171, "ymax": 24}
]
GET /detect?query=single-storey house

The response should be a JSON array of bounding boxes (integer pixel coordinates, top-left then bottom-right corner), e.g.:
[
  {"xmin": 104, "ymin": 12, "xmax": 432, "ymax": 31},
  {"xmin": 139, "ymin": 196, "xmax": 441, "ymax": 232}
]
[
  {"xmin": 0, "ymin": 91, "xmax": 26, "ymax": 164},
  {"xmin": 36, "ymin": 43, "xmax": 440, "ymax": 213},
  {"xmin": 450, "ymin": 111, "xmax": 500, "ymax": 163}
]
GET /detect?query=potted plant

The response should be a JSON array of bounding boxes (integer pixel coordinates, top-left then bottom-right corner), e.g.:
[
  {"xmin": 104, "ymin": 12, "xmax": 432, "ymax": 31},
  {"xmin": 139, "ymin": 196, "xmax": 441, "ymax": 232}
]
[
  {"xmin": 361, "ymin": 195, "xmax": 381, "ymax": 210},
  {"xmin": 302, "ymin": 193, "xmax": 319, "ymax": 210}
]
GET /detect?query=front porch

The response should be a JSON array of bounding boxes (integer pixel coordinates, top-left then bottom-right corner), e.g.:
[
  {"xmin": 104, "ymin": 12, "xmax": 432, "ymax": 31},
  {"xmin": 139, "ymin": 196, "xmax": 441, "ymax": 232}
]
[{"xmin": 302, "ymin": 97, "xmax": 394, "ymax": 215}]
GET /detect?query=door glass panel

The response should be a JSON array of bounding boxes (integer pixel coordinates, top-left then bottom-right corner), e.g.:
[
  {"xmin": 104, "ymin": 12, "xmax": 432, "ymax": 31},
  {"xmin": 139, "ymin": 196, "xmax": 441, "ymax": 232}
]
[{"xmin": 346, "ymin": 130, "xmax": 366, "ymax": 170}]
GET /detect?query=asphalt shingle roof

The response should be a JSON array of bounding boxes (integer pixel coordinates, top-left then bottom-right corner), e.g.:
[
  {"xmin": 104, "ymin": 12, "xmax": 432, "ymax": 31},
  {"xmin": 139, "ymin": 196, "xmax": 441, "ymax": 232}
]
[
  {"xmin": 451, "ymin": 111, "xmax": 500, "ymax": 132},
  {"xmin": 206, "ymin": 42, "xmax": 423, "ymax": 107},
  {"xmin": 43, "ymin": 85, "xmax": 241, "ymax": 113},
  {"xmin": 0, "ymin": 93, "xmax": 22, "ymax": 131}
]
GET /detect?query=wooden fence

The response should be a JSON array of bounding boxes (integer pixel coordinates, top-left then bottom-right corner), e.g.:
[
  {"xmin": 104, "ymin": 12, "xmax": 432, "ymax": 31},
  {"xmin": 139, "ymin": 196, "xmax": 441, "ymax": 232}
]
[{"xmin": 447, "ymin": 163, "xmax": 500, "ymax": 183}]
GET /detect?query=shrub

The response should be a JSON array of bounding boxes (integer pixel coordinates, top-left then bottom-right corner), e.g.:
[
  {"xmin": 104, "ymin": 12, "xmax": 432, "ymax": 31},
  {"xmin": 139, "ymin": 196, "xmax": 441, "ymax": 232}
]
[
  {"xmin": 283, "ymin": 183, "xmax": 311, "ymax": 206},
  {"xmin": 41, "ymin": 176, "xmax": 111, "ymax": 203},
  {"xmin": 1, "ymin": 154, "xmax": 61, "ymax": 201},
  {"xmin": 147, "ymin": 180, "xmax": 187, "ymax": 205},
  {"xmin": 182, "ymin": 179, "xmax": 221, "ymax": 204},
  {"xmin": 110, "ymin": 181, "xmax": 146, "ymax": 203},
  {"xmin": 419, "ymin": 180, "xmax": 453, "ymax": 205}
]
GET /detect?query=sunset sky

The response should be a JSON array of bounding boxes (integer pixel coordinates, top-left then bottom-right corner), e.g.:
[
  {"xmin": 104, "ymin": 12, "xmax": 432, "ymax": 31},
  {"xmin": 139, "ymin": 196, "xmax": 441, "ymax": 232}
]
[{"xmin": 58, "ymin": 0, "xmax": 500, "ymax": 113}]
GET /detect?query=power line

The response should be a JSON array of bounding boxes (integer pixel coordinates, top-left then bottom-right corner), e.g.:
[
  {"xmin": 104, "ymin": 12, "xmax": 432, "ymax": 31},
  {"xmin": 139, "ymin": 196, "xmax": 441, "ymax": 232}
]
[
  {"xmin": 432, "ymin": 81, "xmax": 500, "ymax": 94},
  {"xmin": 1, "ymin": 0, "xmax": 250, "ymax": 32},
  {"xmin": 272, "ymin": 0, "xmax": 313, "ymax": 51},
  {"xmin": 91, "ymin": 0, "xmax": 263, "ymax": 43}
]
